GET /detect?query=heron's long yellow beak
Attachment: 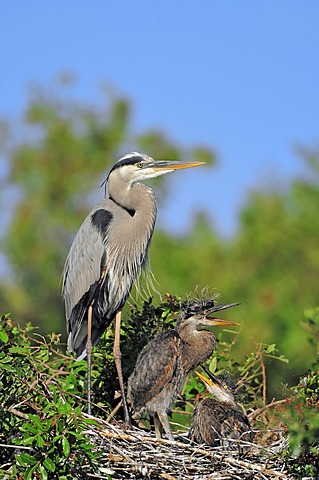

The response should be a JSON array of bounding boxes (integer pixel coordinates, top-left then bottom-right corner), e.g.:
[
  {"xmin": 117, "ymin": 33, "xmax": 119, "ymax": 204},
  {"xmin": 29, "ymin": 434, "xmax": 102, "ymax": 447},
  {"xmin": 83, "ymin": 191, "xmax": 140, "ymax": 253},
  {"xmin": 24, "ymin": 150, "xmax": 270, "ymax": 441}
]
[{"xmin": 152, "ymin": 160, "xmax": 205, "ymax": 171}]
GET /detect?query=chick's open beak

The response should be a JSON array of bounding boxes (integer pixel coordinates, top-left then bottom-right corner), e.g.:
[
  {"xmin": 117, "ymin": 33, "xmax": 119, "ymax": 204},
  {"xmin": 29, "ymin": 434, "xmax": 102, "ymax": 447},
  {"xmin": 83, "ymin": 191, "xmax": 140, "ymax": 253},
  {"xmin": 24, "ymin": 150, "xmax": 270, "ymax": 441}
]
[
  {"xmin": 205, "ymin": 318, "xmax": 240, "ymax": 327},
  {"xmin": 201, "ymin": 302, "xmax": 240, "ymax": 327},
  {"xmin": 196, "ymin": 371, "xmax": 216, "ymax": 387}
]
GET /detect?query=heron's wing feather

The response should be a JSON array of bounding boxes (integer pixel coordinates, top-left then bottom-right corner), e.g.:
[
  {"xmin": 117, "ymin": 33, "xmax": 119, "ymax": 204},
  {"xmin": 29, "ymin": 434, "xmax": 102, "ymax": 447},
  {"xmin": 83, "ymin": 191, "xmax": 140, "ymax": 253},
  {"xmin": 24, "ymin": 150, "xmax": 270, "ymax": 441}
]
[
  {"xmin": 62, "ymin": 207, "xmax": 113, "ymax": 355},
  {"xmin": 221, "ymin": 409, "xmax": 252, "ymax": 440},
  {"xmin": 128, "ymin": 330, "xmax": 182, "ymax": 411},
  {"xmin": 190, "ymin": 398, "xmax": 220, "ymax": 445},
  {"xmin": 62, "ymin": 214, "xmax": 106, "ymax": 318}
]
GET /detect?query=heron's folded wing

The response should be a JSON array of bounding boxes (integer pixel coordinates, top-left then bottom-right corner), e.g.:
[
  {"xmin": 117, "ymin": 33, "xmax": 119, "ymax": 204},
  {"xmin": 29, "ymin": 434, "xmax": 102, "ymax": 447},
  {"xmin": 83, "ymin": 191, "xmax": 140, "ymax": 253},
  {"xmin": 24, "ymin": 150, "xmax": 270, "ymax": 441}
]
[
  {"xmin": 222, "ymin": 409, "xmax": 252, "ymax": 440},
  {"xmin": 128, "ymin": 330, "xmax": 182, "ymax": 410},
  {"xmin": 62, "ymin": 209, "xmax": 111, "ymax": 334}
]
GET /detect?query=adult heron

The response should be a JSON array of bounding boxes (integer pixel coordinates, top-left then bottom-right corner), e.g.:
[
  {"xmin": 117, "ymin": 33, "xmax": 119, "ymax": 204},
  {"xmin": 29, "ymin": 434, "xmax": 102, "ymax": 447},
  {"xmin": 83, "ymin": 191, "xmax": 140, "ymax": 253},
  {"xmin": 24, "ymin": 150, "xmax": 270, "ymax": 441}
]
[
  {"xmin": 189, "ymin": 371, "xmax": 254, "ymax": 446},
  {"xmin": 62, "ymin": 152, "xmax": 204, "ymax": 420},
  {"xmin": 127, "ymin": 299, "xmax": 239, "ymax": 439}
]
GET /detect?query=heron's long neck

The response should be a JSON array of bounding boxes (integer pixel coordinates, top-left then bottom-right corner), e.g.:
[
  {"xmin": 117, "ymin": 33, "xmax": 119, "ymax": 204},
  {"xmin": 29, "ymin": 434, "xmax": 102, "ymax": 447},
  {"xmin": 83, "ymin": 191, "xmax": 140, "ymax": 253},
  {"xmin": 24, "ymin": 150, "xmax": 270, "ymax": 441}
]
[
  {"xmin": 179, "ymin": 328, "xmax": 216, "ymax": 374},
  {"xmin": 107, "ymin": 176, "xmax": 158, "ymax": 262},
  {"xmin": 108, "ymin": 179, "xmax": 157, "ymax": 221}
]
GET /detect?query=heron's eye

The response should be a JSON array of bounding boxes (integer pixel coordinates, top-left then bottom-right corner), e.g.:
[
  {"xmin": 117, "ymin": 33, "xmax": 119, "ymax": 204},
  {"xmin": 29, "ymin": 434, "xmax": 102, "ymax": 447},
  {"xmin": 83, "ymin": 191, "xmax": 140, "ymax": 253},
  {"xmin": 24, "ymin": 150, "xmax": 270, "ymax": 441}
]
[
  {"xmin": 224, "ymin": 385, "xmax": 228, "ymax": 390},
  {"xmin": 136, "ymin": 163, "xmax": 143, "ymax": 169}
]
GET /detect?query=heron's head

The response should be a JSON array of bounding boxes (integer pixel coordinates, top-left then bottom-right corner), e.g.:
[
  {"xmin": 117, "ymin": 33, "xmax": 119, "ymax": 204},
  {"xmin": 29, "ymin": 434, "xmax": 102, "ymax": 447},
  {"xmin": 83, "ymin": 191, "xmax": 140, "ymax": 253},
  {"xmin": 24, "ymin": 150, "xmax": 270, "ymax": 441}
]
[
  {"xmin": 196, "ymin": 371, "xmax": 237, "ymax": 405},
  {"xmin": 107, "ymin": 152, "xmax": 205, "ymax": 185},
  {"xmin": 176, "ymin": 302, "xmax": 240, "ymax": 331}
]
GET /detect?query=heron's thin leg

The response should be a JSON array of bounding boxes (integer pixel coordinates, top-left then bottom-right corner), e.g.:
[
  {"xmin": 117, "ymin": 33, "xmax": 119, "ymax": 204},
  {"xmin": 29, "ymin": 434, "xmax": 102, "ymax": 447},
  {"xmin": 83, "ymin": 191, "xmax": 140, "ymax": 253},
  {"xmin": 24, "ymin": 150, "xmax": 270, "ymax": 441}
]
[
  {"xmin": 113, "ymin": 310, "xmax": 131, "ymax": 425},
  {"xmin": 154, "ymin": 414, "xmax": 163, "ymax": 439},
  {"xmin": 87, "ymin": 305, "xmax": 93, "ymax": 415},
  {"xmin": 157, "ymin": 411, "xmax": 174, "ymax": 441}
]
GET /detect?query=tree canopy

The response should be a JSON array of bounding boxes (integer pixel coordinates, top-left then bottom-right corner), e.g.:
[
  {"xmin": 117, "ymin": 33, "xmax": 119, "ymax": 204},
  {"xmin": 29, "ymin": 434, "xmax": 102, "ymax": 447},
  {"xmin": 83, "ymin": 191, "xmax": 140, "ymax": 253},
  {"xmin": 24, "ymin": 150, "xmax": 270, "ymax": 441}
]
[{"xmin": 0, "ymin": 79, "xmax": 318, "ymax": 400}]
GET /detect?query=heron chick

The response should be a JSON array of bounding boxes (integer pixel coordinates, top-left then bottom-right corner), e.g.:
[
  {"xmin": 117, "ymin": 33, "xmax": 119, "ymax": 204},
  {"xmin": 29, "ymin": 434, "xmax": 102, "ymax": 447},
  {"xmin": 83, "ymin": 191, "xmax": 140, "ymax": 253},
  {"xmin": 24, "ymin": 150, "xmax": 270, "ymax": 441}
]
[
  {"xmin": 127, "ymin": 300, "xmax": 239, "ymax": 440},
  {"xmin": 189, "ymin": 371, "xmax": 254, "ymax": 447},
  {"xmin": 62, "ymin": 152, "xmax": 204, "ymax": 420}
]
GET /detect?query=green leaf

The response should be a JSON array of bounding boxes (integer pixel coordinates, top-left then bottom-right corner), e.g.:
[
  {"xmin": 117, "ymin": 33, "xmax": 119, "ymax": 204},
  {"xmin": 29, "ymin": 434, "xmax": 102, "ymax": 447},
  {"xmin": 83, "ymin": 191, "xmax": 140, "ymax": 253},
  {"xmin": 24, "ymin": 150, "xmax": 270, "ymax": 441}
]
[
  {"xmin": 208, "ymin": 357, "xmax": 217, "ymax": 373},
  {"xmin": 37, "ymin": 464, "xmax": 48, "ymax": 480},
  {"xmin": 24, "ymin": 464, "xmax": 38, "ymax": 480},
  {"xmin": 62, "ymin": 436, "xmax": 71, "ymax": 457},
  {"xmin": 0, "ymin": 354, "xmax": 12, "ymax": 363},
  {"xmin": 20, "ymin": 423, "xmax": 38, "ymax": 435},
  {"xmin": 19, "ymin": 435, "xmax": 36, "ymax": 446},
  {"xmin": 0, "ymin": 330, "xmax": 8, "ymax": 343},
  {"xmin": 82, "ymin": 417, "xmax": 100, "ymax": 426},
  {"xmin": 52, "ymin": 434, "xmax": 62, "ymax": 444},
  {"xmin": 36, "ymin": 434, "xmax": 45, "ymax": 448},
  {"xmin": 16, "ymin": 452, "xmax": 37, "ymax": 466},
  {"xmin": 264, "ymin": 344, "xmax": 277, "ymax": 354},
  {"xmin": 28, "ymin": 413, "xmax": 45, "ymax": 431},
  {"xmin": 43, "ymin": 457, "xmax": 55, "ymax": 472}
]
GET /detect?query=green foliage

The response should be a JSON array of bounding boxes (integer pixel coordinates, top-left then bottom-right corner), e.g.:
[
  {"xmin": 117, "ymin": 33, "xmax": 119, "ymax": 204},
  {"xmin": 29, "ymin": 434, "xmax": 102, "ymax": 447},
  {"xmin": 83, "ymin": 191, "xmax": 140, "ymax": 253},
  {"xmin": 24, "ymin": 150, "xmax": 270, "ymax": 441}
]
[
  {"xmin": 1, "ymin": 79, "xmax": 319, "ymax": 434},
  {"xmin": 0, "ymin": 296, "xmax": 194, "ymax": 478},
  {"xmin": 275, "ymin": 309, "xmax": 319, "ymax": 458},
  {"xmin": 0, "ymin": 315, "xmax": 101, "ymax": 479},
  {"xmin": 1, "ymin": 301, "xmax": 319, "ymax": 478},
  {"xmin": 259, "ymin": 308, "xmax": 319, "ymax": 477}
]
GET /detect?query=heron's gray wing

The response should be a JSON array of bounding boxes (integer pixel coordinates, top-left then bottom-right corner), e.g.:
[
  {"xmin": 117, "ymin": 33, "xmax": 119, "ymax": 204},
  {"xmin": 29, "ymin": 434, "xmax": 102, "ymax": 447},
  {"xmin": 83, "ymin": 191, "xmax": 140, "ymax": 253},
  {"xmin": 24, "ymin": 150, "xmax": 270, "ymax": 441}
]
[
  {"xmin": 128, "ymin": 330, "xmax": 182, "ymax": 411},
  {"xmin": 62, "ymin": 207, "xmax": 112, "ymax": 355}
]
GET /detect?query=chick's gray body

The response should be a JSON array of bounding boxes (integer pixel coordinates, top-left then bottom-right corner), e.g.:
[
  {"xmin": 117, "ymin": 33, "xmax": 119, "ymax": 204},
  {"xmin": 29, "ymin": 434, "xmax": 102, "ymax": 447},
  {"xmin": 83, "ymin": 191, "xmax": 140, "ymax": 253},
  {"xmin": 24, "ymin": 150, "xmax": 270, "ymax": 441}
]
[
  {"xmin": 190, "ymin": 398, "xmax": 253, "ymax": 446},
  {"xmin": 128, "ymin": 324, "xmax": 215, "ymax": 418},
  {"xmin": 190, "ymin": 373, "xmax": 254, "ymax": 447}
]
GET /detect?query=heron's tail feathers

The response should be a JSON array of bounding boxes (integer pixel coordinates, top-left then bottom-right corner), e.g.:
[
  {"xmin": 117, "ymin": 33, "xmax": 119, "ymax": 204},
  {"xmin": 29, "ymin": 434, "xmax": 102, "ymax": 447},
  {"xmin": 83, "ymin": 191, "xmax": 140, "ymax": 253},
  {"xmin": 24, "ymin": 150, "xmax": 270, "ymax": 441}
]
[{"xmin": 67, "ymin": 320, "xmax": 106, "ymax": 361}]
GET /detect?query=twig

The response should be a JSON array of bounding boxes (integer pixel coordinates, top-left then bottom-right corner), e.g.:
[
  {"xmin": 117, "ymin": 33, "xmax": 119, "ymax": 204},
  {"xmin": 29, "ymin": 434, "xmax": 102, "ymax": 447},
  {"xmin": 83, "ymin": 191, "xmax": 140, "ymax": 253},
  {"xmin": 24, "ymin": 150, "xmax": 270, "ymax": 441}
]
[
  {"xmin": 0, "ymin": 443, "xmax": 33, "ymax": 451},
  {"xmin": 257, "ymin": 345, "xmax": 267, "ymax": 405},
  {"xmin": 106, "ymin": 399, "xmax": 123, "ymax": 423},
  {"xmin": 248, "ymin": 398, "xmax": 288, "ymax": 421},
  {"xmin": 7, "ymin": 407, "xmax": 28, "ymax": 419},
  {"xmin": 85, "ymin": 418, "xmax": 289, "ymax": 479}
]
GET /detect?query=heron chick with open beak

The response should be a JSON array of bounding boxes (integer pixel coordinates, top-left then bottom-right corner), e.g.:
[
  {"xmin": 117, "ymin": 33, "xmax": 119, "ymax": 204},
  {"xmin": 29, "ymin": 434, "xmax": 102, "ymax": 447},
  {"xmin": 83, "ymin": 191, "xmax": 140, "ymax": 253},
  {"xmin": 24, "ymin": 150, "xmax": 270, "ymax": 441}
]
[
  {"xmin": 128, "ymin": 298, "xmax": 240, "ymax": 440},
  {"xmin": 189, "ymin": 370, "xmax": 254, "ymax": 447}
]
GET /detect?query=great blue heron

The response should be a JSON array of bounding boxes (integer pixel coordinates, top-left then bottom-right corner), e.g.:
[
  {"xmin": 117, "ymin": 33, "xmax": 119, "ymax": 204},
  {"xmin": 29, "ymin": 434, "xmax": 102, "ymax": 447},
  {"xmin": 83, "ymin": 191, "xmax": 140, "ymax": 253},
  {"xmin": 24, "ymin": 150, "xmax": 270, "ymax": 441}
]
[
  {"xmin": 189, "ymin": 371, "xmax": 254, "ymax": 446},
  {"xmin": 62, "ymin": 152, "xmax": 204, "ymax": 420},
  {"xmin": 127, "ymin": 299, "xmax": 239, "ymax": 440}
]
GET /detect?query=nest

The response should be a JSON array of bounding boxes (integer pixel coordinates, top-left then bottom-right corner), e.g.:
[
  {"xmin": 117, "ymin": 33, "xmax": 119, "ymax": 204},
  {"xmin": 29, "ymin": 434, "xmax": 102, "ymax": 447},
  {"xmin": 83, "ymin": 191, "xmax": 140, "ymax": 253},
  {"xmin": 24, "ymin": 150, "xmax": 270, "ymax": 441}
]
[{"xmin": 82, "ymin": 415, "xmax": 290, "ymax": 479}]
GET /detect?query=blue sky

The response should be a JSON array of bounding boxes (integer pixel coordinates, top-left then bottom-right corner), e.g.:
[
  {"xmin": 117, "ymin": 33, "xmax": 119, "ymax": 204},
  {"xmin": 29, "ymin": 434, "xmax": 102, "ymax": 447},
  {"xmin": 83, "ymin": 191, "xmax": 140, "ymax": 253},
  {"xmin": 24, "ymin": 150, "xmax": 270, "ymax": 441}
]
[{"xmin": 1, "ymin": 1, "xmax": 318, "ymax": 236}]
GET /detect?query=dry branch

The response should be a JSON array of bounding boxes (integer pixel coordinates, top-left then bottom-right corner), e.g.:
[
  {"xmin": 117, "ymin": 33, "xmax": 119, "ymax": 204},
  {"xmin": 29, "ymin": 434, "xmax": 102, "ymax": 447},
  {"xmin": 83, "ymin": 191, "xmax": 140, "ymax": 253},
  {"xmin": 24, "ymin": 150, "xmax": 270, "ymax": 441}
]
[{"xmin": 81, "ymin": 414, "xmax": 290, "ymax": 479}]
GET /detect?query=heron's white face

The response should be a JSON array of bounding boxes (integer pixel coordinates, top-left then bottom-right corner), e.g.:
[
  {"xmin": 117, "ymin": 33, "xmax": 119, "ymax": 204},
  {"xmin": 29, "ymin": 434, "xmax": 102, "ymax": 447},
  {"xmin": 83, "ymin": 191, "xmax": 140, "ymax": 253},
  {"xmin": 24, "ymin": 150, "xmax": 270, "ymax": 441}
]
[
  {"xmin": 108, "ymin": 152, "xmax": 205, "ymax": 187},
  {"xmin": 118, "ymin": 163, "xmax": 175, "ymax": 185},
  {"xmin": 206, "ymin": 382, "xmax": 236, "ymax": 405},
  {"xmin": 196, "ymin": 372, "xmax": 237, "ymax": 406}
]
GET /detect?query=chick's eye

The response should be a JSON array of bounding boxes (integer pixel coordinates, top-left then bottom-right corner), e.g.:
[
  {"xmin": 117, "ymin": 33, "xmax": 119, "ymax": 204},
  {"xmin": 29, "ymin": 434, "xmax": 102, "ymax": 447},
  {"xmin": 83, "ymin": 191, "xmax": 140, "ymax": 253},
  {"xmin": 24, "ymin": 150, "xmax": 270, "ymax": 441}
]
[{"xmin": 137, "ymin": 163, "xmax": 143, "ymax": 169}]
